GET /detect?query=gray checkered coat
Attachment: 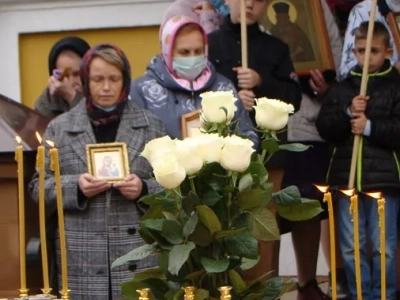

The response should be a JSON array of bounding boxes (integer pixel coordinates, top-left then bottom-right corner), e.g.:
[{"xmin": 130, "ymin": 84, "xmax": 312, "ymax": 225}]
[{"xmin": 29, "ymin": 100, "xmax": 166, "ymax": 300}]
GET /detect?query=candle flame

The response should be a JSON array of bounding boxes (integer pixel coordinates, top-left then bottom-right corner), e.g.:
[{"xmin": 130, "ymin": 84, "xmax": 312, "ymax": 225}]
[
  {"xmin": 35, "ymin": 132, "xmax": 42, "ymax": 144},
  {"xmin": 366, "ymin": 192, "xmax": 382, "ymax": 199},
  {"xmin": 340, "ymin": 188, "xmax": 356, "ymax": 197},
  {"xmin": 314, "ymin": 184, "xmax": 329, "ymax": 193},
  {"xmin": 46, "ymin": 140, "xmax": 55, "ymax": 147},
  {"xmin": 15, "ymin": 136, "xmax": 22, "ymax": 144}
]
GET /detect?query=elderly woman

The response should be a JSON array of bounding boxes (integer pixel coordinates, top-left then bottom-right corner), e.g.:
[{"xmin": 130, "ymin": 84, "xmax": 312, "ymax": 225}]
[
  {"xmin": 29, "ymin": 44, "xmax": 166, "ymax": 300},
  {"xmin": 130, "ymin": 16, "xmax": 257, "ymax": 145}
]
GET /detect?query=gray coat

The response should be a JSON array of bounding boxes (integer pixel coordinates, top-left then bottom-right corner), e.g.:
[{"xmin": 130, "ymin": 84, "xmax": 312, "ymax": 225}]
[
  {"xmin": 28, "ymin": 100, "xmax": 166, "ymax": 300},
  {"xmin": 130, "ymin": 55, "xmax": 259, "ymax": 147}
]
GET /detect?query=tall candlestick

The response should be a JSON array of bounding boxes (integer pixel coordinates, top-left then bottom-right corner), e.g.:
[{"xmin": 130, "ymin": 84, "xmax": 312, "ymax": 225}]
[
  {"xmin": 15, "ymin": 136, "xmax": 28, "ymax": 297},
  {"xmin": 367, "ymin": 192, "xmax": 386, "ymax": 299},
  {"xmin": 183, "ymin": 286, "xmax": 196, "ymax": 300},
  {"xmin": 47, "ymin": 140, "xmax": 69, "ymax": 299},
  {"xmin": 316, "ymin": 185, "xmax": 336, "ymax": 300},
  {"xmin": 342, "ymin": 189, "xmax": 362, "ymax": 299},
  {"xmin": 36, "ymin": 132, "xmax": 51, "ymax": 295},
  {"xmin": 136, "ymin": 288, "xmax": 151, "ymax": 300}
]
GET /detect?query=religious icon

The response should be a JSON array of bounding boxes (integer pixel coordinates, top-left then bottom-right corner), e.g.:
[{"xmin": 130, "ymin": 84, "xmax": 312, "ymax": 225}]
[
  {"xmin": 260, "ymin": 0, "xmax": 335, "ymax": 75},
  {"xmin": 86, "ymin": 142, "xmax": 130, "ymax": 183}
]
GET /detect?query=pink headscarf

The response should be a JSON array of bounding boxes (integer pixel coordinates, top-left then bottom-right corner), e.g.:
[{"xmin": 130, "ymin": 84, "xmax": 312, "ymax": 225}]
[{"xmin": 160, "ymin": 16, "xmax": 212, "ymax": 90}]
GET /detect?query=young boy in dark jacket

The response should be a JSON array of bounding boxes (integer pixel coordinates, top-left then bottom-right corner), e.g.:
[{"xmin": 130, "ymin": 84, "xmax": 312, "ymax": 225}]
[{"xmin": 317, "ymin": 21, "xmax": 400, "ymax": 300}]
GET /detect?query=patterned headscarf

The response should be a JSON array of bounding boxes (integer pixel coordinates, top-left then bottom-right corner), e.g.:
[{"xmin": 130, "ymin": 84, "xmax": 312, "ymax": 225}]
[
  {"xmin": 80, "ymin": 44, "xmax": 131, "ymax": 126},
  {"xmin": 160, "ymin": 15, "xmax": 209, "ymax": 75}
]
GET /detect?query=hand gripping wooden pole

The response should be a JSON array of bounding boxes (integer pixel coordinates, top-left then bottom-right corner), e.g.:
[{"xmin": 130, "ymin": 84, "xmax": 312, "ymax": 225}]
[{"xmin": 348, "ymin": 0, "xmax": 378, "ymax": 189}]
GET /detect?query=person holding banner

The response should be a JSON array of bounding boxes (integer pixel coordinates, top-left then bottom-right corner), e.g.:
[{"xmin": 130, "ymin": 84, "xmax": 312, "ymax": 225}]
[{"xmin": 317, "ymin": 21, "xmax": 400, "ymax": 300}]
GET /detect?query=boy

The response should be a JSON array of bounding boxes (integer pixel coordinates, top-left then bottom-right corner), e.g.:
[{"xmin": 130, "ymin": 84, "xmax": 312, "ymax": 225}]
[{"xmin": 317, "ymin": 21, "xmax": 400, "ymax": 300}]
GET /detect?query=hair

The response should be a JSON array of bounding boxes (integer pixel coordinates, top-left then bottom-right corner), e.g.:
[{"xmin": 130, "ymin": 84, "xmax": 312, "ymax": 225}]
[
  {"xmin": 58, "ymin": 49, "xmax": 81, "ymax": 59},
  {"xmin": 176, "ymin": 23, "xmax": 203, "ymax": 37},
  {"xmin": 355, "ymin": 21, "xmax": 391, "ymax": 48},
  {"xmin": 91, "ymin": 48, "xmax": 124, "ymax": 72}
]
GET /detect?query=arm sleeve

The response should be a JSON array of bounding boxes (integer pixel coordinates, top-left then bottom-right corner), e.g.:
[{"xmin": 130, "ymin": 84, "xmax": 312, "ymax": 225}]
[
  {"xmin": 34, "ymin": 88, "xmax": 55, "ymax": 119},
  {"xmin": 198, "ymin": 10, "xmax": 223, "ymax": 34},
  {"xmin": 129, "ymin": 80, "xmax": 148, "ymax": 109}
]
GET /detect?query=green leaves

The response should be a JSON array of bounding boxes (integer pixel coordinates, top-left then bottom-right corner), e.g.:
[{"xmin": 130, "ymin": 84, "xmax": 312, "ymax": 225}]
[
  {"xmin": 276, "ymin": 198, "xmax": 323, "ymax": 221},
  {"xmin": 272, "ymin": 186, "xmax": 302, "ymax": 206},
  {"xmin": 224, "ymin": 230, "xmax": 258, "ymax": 259},
  {"xmin": 200, "ymin": 257, "xmax": 230, "ymax": 273},
  {"xmin": 279, "ymin": 143, "xmax": 311, "ymax": 152},
  {"xmin": 183, "ymin": 213, "xmax": 198, "ymax": 239},
  {"xmin": 197, "ymin": 205, "xmax": 221, "ymax": 234},
  {"xmin": 168, "ymin": 242, "xmax": 195, "ymax": 275},
  {"xmin": 248, "ymin": 208, "xmax": 280, "ymax": 241},
  {"xmin": 111, "ymin": 243, "xmax": 156, "ymax": 268}
]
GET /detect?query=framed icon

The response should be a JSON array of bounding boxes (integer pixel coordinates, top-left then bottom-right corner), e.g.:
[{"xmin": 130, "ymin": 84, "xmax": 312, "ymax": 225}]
[
  {"xmin": 86, "ymin": 142, "xmax": 130, "ymax": 183},
  {"xmin": 181, "ymin": 109, "xmax": 202, "ymax": 139}
]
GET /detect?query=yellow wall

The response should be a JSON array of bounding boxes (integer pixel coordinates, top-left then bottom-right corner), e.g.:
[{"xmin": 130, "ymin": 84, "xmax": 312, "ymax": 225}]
[{"xmin": 19, "ymin": 26, "xmax": 160, "ymax": 108}]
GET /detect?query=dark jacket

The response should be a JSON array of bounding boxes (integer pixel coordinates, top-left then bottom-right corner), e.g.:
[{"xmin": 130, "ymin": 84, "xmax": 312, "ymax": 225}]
[
  {"xmin": 316, "ymin": 61, "xmax": 400, "ymax": 191},
  {"xmin": 208, "ymin": 16, "xmax": 302, "ymax": 112}
]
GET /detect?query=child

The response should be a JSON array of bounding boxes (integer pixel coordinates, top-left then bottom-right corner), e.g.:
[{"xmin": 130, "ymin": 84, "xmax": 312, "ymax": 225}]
[{"xmin": 317, "ymin": 21, "xmax": 400, "ymax": 300}]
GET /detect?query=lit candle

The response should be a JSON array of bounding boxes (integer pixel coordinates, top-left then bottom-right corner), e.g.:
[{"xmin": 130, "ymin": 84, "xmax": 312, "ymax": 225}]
[
  {"xmin": 341, "ymin": 189, "xmax": 362, "ymax": 299},
  {"xmin": 36, "ymin": 132, "xmax": 51, "ymax": 295},
  {"xmin": 315, "ymin": 185, "xmax": 336, "ymax": 300},
  {"xmin": 47, "ymin": 140, "xmax": 69, "ymax": 299},
  {"xmin": 15, "ymin": 136, "xmax": 28, "ymax": 297},
  {"xmin": 367, "ymin": 192, "xmax": 386, "ymax": 299}
]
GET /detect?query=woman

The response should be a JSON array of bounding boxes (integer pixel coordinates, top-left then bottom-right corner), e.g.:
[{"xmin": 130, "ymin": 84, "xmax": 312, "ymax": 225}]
[
  {"xmin": 130, "ymin": 16, "xmax": 257, "ymax": 145},
  {"xmin": 29, "ymin": 44, "xmax": 166, "ymax": 300},
  {"xmin": 34, "ymin": 36, "xmax": 90, "ymax": 119}
]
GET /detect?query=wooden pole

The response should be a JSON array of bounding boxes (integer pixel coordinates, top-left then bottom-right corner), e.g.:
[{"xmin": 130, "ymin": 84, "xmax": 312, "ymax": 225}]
[
  {"xmin": 348, "ymin": 0, "xmax": 378, "ymax": 189},
  {"xmin": 240, "ymin": 0, "xmax": 248, "ymax": 68}
]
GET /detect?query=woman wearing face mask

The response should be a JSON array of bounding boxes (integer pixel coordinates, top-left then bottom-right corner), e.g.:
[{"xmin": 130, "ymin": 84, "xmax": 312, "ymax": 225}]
[{"xmin": 130, "ymin": 16, "xmax": 257, "ymax": 144}]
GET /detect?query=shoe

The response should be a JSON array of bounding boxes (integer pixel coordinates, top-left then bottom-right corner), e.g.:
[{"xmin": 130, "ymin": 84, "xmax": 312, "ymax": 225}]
[
  {"xmin": 327, "ymin": 268, "xmax": 351, "ymax": 299},
  {"xmin": 297, "ymin": 278, "xmax": 331, "ymax": 300}
]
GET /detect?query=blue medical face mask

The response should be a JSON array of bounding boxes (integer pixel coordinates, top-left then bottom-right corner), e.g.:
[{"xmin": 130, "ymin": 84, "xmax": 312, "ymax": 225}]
[
  {"xmin": 172, "ymin": 55, "xmax": 207, "ymax": 81},
  {"xmin": 93, "ymin": 102, "xmax": 117, "ymax": 112}
]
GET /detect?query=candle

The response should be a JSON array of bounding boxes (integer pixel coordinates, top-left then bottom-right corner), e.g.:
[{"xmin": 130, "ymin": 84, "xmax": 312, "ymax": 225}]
[
  {"xmin": 315, "ymin": 185, "xmax": 337, "ymax": 300},
  {"xmin": 47, "ymin": 140, "xmax": 69, "ymax": 299},
  {"xmin": 367, "ymin": 192, "xmax": 386, "ymax": 299},
  {"xmin": 36, "ymin": 132, "xmax": 51, "ymax": 295},
  {"xmin": 342, "ymin": 189, "xmax": 362, "ymax": 299},
  {"xmin": 15, "ymin": 136, "xmax": 28, "ymax": 297},
  {"xmin": 218, "ymin": 286, "xmax": 232, "ymax": 300}
]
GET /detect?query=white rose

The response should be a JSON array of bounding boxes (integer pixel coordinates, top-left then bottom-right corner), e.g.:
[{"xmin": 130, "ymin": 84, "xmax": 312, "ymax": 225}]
[
  {"xmin": 220, "ymin": 135, "xmax": 255, "ymax": 172},
  {"xmin": 200, "ymin": 91, "xmax": 238, "ymax": 124},
  {"xmin": 175, "ymin": 138, "xmax": 204, "ymax": 175},
  {"xmin": 195, "ymin": 133, "xmax": 224, "ymax": 163},
  {"xmin": 253, "ymin": 98, "xmax": 295, "ymax": 131},
  {"xmin": 141, "ymin": 135, "xmax": 176, "ymax": 165},
  {"xmin": 152, "ymin": 155, "xmax": 186, "ymax": 189}
]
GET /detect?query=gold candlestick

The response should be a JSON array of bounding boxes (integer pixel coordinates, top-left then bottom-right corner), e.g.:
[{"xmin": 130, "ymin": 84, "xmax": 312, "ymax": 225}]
[
  {"xmin": 183, "ymin": 286, "xmax": 196, "ymax": 300},
  {"xmin": 15, "ymin": 136, "xmax": 28, "ymax": 297},
  {"xmin": 316, "ymin": 185, "xmax": 337, "ymax": 300},
  {"xmin": 367, "ymin": 192, "xmax": 386, "ymax": 300},
  {"xmin": 136, "ymin": 288, "xmax": 151, "ymax": 300},
  {"xmin": 218, "ymin": 286, "xmax": 232, "ymax": 300},
  {"xmin": 341, "ymin": 189, "xmax": 362, "ymax": 300},
  {"xmin": 36, "ymin": 132, "xmax": 52, "ymax": 295},
  {"xmin": 47, "ymin": 140, "xmax": 69, "ymax": 299}
]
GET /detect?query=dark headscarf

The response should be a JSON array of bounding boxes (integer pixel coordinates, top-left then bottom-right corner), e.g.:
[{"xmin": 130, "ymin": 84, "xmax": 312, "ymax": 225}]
[
  {"xmin": 80, "ymin": 44, "xmax": 131, "ymax": 126},
  {"xmin": 48, "ymin": 36, "xmax": 90, "ymax": 75}
]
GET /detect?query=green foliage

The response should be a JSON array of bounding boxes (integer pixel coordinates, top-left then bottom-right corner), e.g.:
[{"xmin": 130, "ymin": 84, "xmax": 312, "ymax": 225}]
[{"xmin": 114, "ymin": 130, "xmax": 320, "ymax": 300}]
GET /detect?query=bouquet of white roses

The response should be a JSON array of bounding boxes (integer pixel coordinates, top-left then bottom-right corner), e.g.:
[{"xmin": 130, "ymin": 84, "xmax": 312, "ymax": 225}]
[{"xmin": 113, "ymin": 91, "xmax": 322, "ymax": 300}]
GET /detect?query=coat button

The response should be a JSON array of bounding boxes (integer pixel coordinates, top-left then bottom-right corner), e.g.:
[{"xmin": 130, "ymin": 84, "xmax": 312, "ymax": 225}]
[
  {"xmin": 127, "ymin": 227, "xmax": 136, "ymax": 235},
  {"xmin": 128, "ymin": 264, "xmax": 137, "ymax": 271}
]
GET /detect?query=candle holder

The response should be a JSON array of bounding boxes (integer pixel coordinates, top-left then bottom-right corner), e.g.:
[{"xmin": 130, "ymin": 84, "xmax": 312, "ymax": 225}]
[
  {"xmin": 40, "ymin": 288, "xmax": 53, "ymax": 296},
  {"xmin": 218, "ymin": 286, "xmax": 232, "ymax": 300},
  {"xmin": 59, "ymin": 290, "xmax": 70, "ymax": 300},
  {"xmin": 136, "ymin": 288, "xmax": 151, "ymax": 300},
  {"xmin": 19, "ymin": 288, "xmax": 29, "ymax": 298},
  {"xmin": 183, "ymin": 286, "xmax": 196, "ymax": 300}
]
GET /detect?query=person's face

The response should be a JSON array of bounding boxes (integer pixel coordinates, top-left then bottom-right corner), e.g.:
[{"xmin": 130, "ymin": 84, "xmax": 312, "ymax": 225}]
[
  {"xmin": 173, "ymin": 29, "xmax": 205, "ymax": 57},
  {"xmin": 226, "ymin": 0, "xmax": 269, "ymax": 25},
  {"xmin": 275, "ymin": 13, "xmax": 290, "ymax": 25},
  {"xmin": 103, "ymin": 157, "xmax": 111, "ymax": 166},
  {"xmin": 88, "ymin": 57, "xmax": 123, "ymax": 108},
  {"xmin": 353, "ymin": 37, "xmax": 393, "ymax": 73},
  {"xmin": 56, "ymin": 51, "xmax": 82, "ymax": 92}
]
